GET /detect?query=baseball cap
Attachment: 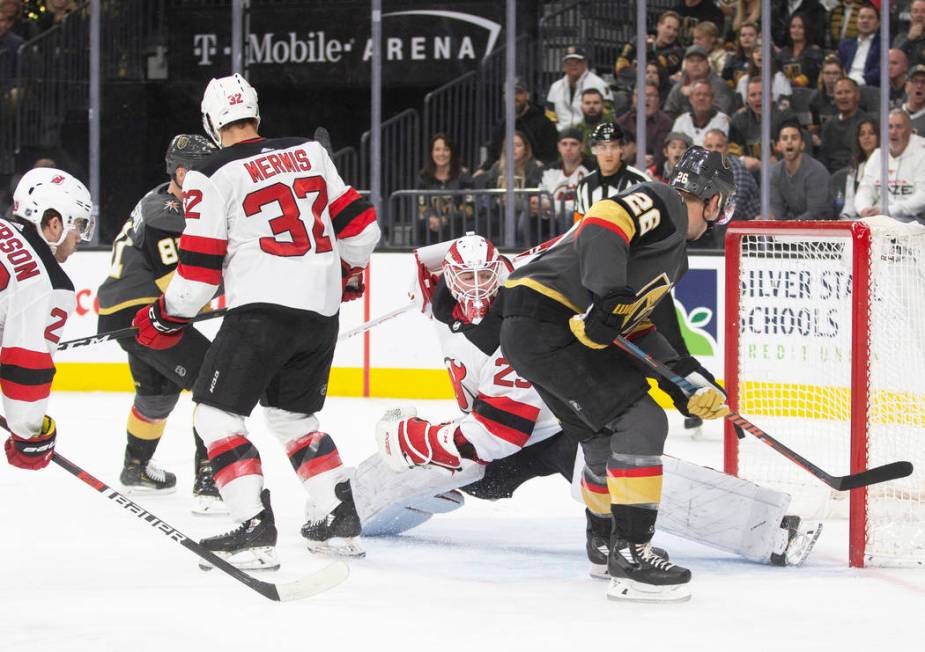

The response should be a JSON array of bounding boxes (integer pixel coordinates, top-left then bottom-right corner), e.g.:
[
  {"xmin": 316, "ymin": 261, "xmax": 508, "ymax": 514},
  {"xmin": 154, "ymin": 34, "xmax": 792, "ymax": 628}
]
[
  {"xmin": 684, "ymin": 45, "xmax": 708, "ymax": 59},
  {"xmin": 911, "ymin": 64, "xmax": 925, "ymax": 78},
  {"xmin": 512, "ymin": 76, "xmax": 528, "ymax": 91},
  {"xmin": 562, "ymin": 46, "xmax": 588, "ymax": 62},
  {"xmin": 558, "ymin": 127, "xmax": 583, "ymax": 142}
]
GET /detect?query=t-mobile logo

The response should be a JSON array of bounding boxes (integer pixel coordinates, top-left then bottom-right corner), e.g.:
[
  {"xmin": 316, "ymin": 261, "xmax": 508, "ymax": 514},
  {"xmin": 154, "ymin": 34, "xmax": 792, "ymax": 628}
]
[{"xmin": 194, "ymin": 34, "xmax": 218, "ymax": 65}]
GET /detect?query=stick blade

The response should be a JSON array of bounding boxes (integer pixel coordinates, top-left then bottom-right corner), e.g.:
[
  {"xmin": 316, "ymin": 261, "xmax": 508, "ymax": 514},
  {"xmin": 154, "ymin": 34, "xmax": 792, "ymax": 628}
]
[
  {"xmin": 833, "ymin": 461, "xmax": 914, "ymax": 491},
  {"xmin": 269, "ymin": 561, "xmax": 350, "ymax": 602}
]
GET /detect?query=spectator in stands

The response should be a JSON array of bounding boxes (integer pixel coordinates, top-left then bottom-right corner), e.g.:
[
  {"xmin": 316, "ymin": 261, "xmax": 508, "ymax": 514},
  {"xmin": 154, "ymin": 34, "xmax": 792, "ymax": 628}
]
[
  {"xmin": 888, "ymin": 49, "xmax": 909, "ymax": 107},
  {"xmin": 894, "ymin": 0, "xmax": 925, "ymax": 66},
  {"xmin": 902, "ymin": 64, "xmax": 925, "ymax": 134},
  {"xmin": 0, "ymin": 9, "xmax": 22, "ymax": 81},
  {"xmin": 702, "ymin": 127, "xmax": 760, "ymax": 221},
  {"xmin": 575, "ymin": 88, "xmax": 615, "ymax": 158},
  {"xmin": 1, "ymin": 1, "xmax": 36, "ymax": 41},
  {"xmin": 769, "ymin": 121, "xmax": 834, "ymax": 220},
  {"xmin": 732, "ymin": 0, "xmax": 761, "ymax": 34},
  {"xmin": 536, "ymin": 127, "xmax": 590, "ymax": 233},
  {"xmin": 820, "ymin": 77, "xmax": 873, "ymax": 171},
  {"xmin": 829, "ymin": 0, "xmax": 863, "ymax": 50},
  {"xmin": 735, "ymin": 42, "xmax": 793, "ymax": 106},
  {"xmin": 647, "ymin": 59, "xmax": 673, "ymax": 105},
  {"xmin": 676, "ymin": 0, "xmax": 726, "ymax": 47},
  {"xmin": 855, "ymin": 109, "xmax": 925, "ymax": 223},
  {"xmin": 772, "ymin": 0, "xmax": 827, "ymax": 48},
  {"xmin": 692, "ymin": 21, "xmax": 728, "ymax": 76},
  {"xmin": 730, "ymin": 76, "xmax": 799, "ymax": 171},
  {"xmin": 664, "ymin": 45, "xmax": 735, "ymax": 118},
  {"xmin": 416, "ymin": 133, "xmax": 474, "ymax": 244},
  {"xmin": 479, "ymin": 131, "xmax": 543, "ymax": 243},
  {"xmin": 545, "ymin": 46, "xmax": 613, "ymax": 133},
  {"xmin": 724, "ymin": 23, "xmax": 759, "ymax": 87},
  {"xmin": 616, "ymin": 81, "xmax": 674, "ymax": 169},
  {"xmin": 809, "ymin": 55, "xmax": 845, "ymax": 142},
  {"xmin": 37, "ymin": 0, "xmax": 73, "ymax": 33},
  {"xmin": 779, "ymin": 13, "xmax": 824, "ymax": 90},
  {"xmin": 833, "ymin": 117, "xmax": 878, "ymax": 217},
  {"xmin": 671, "ymin": 80, "xmax": 731, "ymax": 146},
  {"xmin": 615, "ymin": 10, "xmax": 685, "ymax": 79},
  {"xmin": 480, "ymin": 77, "xmax": 558, "ymax": 173},
  {"xmin": 649, "ymin": 131, "xmax": 692, "ymax": 182},
  {"xmin": 838, "ymin": 4, "xmax": 882, "ymax": 87}
]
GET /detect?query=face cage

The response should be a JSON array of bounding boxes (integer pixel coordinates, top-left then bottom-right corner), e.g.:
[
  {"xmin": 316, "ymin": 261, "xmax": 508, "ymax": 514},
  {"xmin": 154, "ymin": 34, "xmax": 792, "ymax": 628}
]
[{"xmin": 444, "ymin": 260, "xmax": 502, "ymax": 323}]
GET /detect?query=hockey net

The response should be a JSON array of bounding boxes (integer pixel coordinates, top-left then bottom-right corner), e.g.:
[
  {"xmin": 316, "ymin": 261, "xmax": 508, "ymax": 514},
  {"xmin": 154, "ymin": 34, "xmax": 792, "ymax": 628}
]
[{"xmin": 724, "ymin": 218, "xmax": 925, "ymax": 567}]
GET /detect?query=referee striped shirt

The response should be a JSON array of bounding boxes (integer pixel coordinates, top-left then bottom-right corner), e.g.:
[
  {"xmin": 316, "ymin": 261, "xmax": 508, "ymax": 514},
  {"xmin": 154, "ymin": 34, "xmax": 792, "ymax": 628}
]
[{"xmin": 573, "ymin": 164, "xmax": 651, "ymax": 221}]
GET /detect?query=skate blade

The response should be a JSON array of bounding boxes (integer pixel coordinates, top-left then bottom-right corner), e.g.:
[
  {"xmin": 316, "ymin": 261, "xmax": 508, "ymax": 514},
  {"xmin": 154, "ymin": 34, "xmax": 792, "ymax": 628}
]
[
  {"xmin": 589, "ymin": 563, "xmax": 609, "ymax": 580},
  {"xmin": 191, "ymin": 495, "xmax": 229, "ymax": 516},
  {"xmin": 199, "ymin": 546, "xmax": 280, "ymax": 572},
  {"xmin": 606, "ymin": 577, "xmax": 691, "ymax": 603},
  {"xmin": 785, "ymin": 522, "xmax": 823, "ymax": 566},
  {"xmin": 305, "ymin": 537, "xmax": 366, "ymax": 559},
  {"xmin": 119, "ymin": 483, "xmax": 177, "ymax": 496}
]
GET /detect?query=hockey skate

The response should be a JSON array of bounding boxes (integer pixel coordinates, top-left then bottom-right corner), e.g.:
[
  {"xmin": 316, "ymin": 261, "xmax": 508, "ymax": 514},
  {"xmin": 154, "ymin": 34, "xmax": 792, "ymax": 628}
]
[
  {"xmin": 587, "ymin": 511, "xmax": 669, "ymax": 580},
  {"xmin": 119, "ymin": 452, "xmax": 177, "ymax": 495},
  {"xmin": 301, "ymin": 480, "xmax": 365, "ymax": 558},
  {"xmin": 770, "ymin": 515, "xmax": 823, "ymax": 567},
  {"xmin": 684, "ymin": 415, "xmax": 704, "ymax": 440},
  {"xmin": 199, "ymin": 489, "xmax": 279, "ymax": 571},
  {"xmin": 606, "ymin": 539, "xmax": 691, "ymax": 603},
  {"xmin": 191, "ymin": 459, "xmax": 227, "ymax": 516}
]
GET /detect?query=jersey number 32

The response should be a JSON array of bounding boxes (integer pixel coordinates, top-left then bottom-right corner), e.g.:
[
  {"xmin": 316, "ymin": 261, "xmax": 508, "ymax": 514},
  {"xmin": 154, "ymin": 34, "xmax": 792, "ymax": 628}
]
[{"xmin": 242, "ymin": 177, "xmax": 333, "ymax": 257}]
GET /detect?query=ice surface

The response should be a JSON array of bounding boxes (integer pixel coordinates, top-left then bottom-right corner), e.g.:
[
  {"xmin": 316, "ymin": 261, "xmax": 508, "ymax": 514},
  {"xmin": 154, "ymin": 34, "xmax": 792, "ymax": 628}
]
[{"xmin": 2, "ymin": 393, "xmax": 922, "ymax": 651}]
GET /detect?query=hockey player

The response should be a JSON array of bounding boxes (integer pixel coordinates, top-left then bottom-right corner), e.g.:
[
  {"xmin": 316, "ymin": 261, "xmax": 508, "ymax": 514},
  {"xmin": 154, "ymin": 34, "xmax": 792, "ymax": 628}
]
[
  {"xmin": 2, "ymin": 168, "xmax": 93, "ymax": 471},
  {"xmin": 97, "ymin": 134, "xmax": 223, "ymax": 511},
  {"xmin": 499, "ymin": 147, "xmax": 735, "ymax": 602},
  {"xmin": 370, "ymin": 234, "xmax": 820, "ymax": 576},
  {"xmin": 133, "ymin": 74, "xmax": 380, "ymax": 568},
  {"xmin": 573, "ymin": 122, "xmax": 650, "ymax": 223}
]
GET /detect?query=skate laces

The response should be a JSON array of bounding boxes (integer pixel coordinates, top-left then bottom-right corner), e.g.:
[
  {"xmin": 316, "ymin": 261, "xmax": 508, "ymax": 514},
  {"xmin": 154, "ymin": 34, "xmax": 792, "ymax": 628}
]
[
  {"xmin": 144, "ymin": 461, "xmax": 167, "ymax": 482},
  {"xmin": 636, "ymin": 543, "xmax": 674, "ymax": 571}
]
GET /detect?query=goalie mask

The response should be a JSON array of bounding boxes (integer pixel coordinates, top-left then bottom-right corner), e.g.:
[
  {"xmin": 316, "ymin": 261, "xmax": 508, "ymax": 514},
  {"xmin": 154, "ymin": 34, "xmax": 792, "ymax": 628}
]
[
  {"xmin": 12, "ymin": 168, "xmax": 94, "ymax": 245},
  {"xmin": 201, "ymin": 73, "xmax": 260, "ymax": 148},
  {"xmin": 442, "ymin": 233, "xmax": 505, "ymax": 324}
]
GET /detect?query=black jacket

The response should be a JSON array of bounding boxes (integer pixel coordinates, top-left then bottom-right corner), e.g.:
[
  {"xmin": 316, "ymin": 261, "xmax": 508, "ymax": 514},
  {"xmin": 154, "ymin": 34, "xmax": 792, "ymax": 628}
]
[{"xmin": 482, "ymin": 103, "xmax": 559, "ymax": 170}]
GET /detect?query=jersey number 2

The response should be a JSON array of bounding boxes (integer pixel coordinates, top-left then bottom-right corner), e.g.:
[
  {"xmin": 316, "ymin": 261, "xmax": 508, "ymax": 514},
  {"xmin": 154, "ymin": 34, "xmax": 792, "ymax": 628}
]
[{"xmin": 243, "ymin": 177, "xmax": 333, "ymax": 257}]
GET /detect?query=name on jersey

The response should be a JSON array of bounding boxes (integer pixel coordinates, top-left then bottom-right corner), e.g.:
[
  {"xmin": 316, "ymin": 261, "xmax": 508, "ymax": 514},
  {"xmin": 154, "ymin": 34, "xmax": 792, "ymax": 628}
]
[
  {"xmin": 243, "ymin": 149, "xmax": 312, "ymax": 183},
  {"xmin": 0, "ymin": 224, "xmax": 40, "ymax": 282}
]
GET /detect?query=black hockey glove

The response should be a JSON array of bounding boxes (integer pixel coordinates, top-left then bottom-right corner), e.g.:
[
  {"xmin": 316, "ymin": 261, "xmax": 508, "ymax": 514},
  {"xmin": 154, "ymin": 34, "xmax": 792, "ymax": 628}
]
[
  {"xmin": 569, "ymin": 288, "xmax": 638, "ymax": 349},
  {"xmin": 657, "ymin": 356, "xmax": 730, "ymax": 421}
]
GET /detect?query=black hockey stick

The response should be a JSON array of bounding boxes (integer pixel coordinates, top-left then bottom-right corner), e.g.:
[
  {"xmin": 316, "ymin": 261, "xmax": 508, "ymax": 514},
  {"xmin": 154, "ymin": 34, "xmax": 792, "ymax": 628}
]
[
  {"xmin": 611, "ymin": 335, "xmax": 914, "ymax": 491},
  {"xmin": 57, "ymin": 308, "xmax": 229, "ymax": 352},
  {"xmin": 0, "ymin": 417, "xmax": 348, "ymax": 602}
]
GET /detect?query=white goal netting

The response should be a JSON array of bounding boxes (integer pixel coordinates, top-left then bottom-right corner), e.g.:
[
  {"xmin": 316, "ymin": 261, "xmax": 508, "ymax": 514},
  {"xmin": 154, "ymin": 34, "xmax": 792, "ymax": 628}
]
[{"xmin": 731, "ymin": 217, "xmax": 925, "ymax": 567}]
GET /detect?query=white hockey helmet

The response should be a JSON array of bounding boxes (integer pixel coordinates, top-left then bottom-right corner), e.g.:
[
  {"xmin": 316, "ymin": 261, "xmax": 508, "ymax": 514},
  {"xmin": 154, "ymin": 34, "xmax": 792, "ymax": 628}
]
[
  {"xmin": 201, "ymin": 73, "xmax": 260, "ymax": 147},
  {"xmin": 442, "ymin": 232, "xmax": 505, "ymax": 324},
  {"xmin": 12, "ymin": 168, "xmax": 94, "ymax": 245}
]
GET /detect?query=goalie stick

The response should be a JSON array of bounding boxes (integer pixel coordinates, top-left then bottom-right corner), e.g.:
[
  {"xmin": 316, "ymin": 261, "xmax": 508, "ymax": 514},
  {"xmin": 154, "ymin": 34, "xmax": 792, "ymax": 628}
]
[
  {"xmin": 0, "ymin": 417, "xmax": 347, "ymax": 602},
  {"xmin": 56, "ymin": 308, "xmax": 229, "ymax": 352},
  {"xmin": 611, "ymin": 336, "xmax": 914, "ymax": 491}
]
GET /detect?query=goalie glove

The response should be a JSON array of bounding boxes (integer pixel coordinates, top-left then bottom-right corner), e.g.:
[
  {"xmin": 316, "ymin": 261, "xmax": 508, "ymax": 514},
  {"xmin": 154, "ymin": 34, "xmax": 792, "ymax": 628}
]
[
  {"xmin": 569, "ymin": 288, "xmax": 638, "ymax": 349},
  {"xmin": 341, "ymin": 261, "xmax": 366, "ymax": 302},
  {"xmin": 5, "ymin": 416, "xmax": 57, "ymax": 471},
  {"xmin": 376, "ymin": 408, "xmax": 465, "ymax": 472},
  {"xmin": 133, "ymin": 296, "xmax": 190, "ymax": 350},
  {"xmin": 409, "ymin": 259, "xmax": 439, "ymax": 316},
  {"xmin": 658, "ymin": 356, "xmax": 730, "ymax": 421}
]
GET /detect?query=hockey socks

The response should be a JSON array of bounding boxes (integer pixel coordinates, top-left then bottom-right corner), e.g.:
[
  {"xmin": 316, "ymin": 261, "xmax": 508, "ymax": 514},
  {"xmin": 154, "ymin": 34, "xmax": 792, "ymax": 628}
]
[{"xmin": 208, "ymin": 435, "xmax": 265, "ymax": 522}]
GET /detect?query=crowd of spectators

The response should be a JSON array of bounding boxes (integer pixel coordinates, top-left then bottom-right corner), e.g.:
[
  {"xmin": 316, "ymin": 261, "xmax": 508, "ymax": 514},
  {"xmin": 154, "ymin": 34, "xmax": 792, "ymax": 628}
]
[
  {"xmin": 0, "ymin": 1, "xmax": 74, "ymax": 80},
  {"xmin": 409, "ymin": 1, "xmax": 925, "ymax": 248}
]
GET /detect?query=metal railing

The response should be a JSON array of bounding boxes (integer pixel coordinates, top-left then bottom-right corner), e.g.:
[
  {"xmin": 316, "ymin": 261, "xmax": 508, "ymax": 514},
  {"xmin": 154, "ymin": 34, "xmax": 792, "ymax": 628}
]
[
  {"xmin": 332, "ymin": 146, "xmax": 360, "ymax": 190},
  {"xmin": 360, "ymin": 108, "xmax": 421, "ymax": 212},
  {"xmin": 0, "ymin": 50, "xmax": 15, "ymax": 173},
  {"xmin": 383, "ymin": 188, "xmax": 569, "ymax": 249}
]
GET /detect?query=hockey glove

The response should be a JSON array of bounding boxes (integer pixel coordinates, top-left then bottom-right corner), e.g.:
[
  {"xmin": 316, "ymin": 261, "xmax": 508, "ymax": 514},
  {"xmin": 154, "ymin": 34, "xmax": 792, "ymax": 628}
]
[
  {"xmin": 657, "ymin": 356, "xmax": 730, "ymax": 421},
  {"xmin": 376, "ymin": 409, "xmax": 464, "ymax": 472},
  {"xmin": 5, "ymin": 416, "xmax": 56, "ymax": 470},
  {"xmin": 410, "ymin": 260, "xmax": 439, "ymax": 315},
  {"xmin": 341, "ymin": 261, "xmax": 366, "ymax": 302},
  {"xmin": 133, "ymin": 296, "xmax": 190, "ymax": 350},
  {"xmin": 569, "ymin": 288, "xmax": 638, "ymax": 349}
]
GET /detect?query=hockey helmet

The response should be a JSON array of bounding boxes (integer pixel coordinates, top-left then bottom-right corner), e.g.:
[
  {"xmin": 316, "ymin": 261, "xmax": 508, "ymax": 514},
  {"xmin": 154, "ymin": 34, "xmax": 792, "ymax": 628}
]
[
  {"xmin": 166, "ymin": 134, "xmax": 216, "ymax": 176},
  {"xmin": 201, "ymin": 73, "xmax": 260, "ymax": 147},
  {"xmin": 589, "ymin": 122, "xmax": 624, "ymax": 145},
  {"xmin": 669, "ymin": 146, "xmax": 737, "ymax": 224},
  {"xmin": 12, "ymin": 168, "xmax": 94, "ymax": 245},
  {"xmin": 442, "ymin": 233, "xmax": 505, "ymax": 324}
]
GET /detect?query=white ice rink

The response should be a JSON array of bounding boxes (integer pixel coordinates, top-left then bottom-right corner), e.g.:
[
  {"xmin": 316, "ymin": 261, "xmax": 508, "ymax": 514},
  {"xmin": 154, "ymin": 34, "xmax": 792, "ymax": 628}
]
[{"xmin": 2, "ymin": 393, "xmax": 923, "ymax": 652}]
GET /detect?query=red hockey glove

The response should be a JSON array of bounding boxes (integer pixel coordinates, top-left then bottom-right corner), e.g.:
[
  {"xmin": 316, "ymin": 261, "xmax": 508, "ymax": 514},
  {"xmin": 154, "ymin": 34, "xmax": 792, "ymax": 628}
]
[
  {"xmin": 410, "ymin": 260, "xmax": 439, "ymax": 314},
  {"xmin": 5, "ymin": 416, "xmax": 57, "ymax": 470},
  {"xmin": 133, "ymin": 296, "xmax": 190, "ymax": 350},
  {"xmin": 341, "ymin": 261, "xmax": 366, "ymax": 302}
]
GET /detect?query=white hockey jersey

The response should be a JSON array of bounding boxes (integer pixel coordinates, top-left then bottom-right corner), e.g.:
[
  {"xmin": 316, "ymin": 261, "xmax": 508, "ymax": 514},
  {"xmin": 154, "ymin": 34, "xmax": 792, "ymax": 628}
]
[
  {"xmin": 0, "ymin": 219, "xmax": 75, "ymax": 437},
  {"xmin": 430, "ymin": 282, "xmax": 560, "ymax": 462},
  {"xmin": 166, "ymin": 137, "xmax": 380, "ymax": 318}
]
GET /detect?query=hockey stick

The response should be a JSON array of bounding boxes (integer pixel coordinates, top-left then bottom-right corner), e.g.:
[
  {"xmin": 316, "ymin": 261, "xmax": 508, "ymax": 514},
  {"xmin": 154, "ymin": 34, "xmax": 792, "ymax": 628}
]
[
  {"xmin": 611, "ymin": 336, "xmax": 914, "ymax": 491},
  {"xmin": 337, "ymin": 300, "xmax": 416, "ymax": 341},
  {"xmin": 56, "ymin": 308, "xmax": 229, "ymax": 352},
  {"xmin": 0, "ymin": 418, "xmax": 348, "ymax": 602}
]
